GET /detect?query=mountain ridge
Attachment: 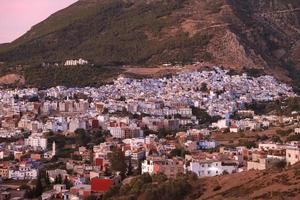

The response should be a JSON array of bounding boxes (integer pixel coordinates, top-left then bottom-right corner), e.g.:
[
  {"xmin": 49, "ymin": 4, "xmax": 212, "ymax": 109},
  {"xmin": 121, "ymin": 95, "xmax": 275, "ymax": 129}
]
[{"xmin": 0, "ymin": 0, "xmax": 300, "ymax": 88}]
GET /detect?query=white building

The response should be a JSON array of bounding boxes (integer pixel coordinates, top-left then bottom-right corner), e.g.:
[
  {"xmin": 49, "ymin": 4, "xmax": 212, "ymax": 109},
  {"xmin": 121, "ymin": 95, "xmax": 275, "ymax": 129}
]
[
  {"xmin": 125, "ymin": 150, "xmax": 145, "ymax": 160},
  {"xmin": 25, "ymin": 134, "xmax": 47, "ymax": 150},
  {"xmin": 107, "ymin": 126, "xmax": 143, "ymax": 139},
  {"xmin": 258, "ymin": 143, "xmax": 283, "ymax": 151},
  {"xmin": 294, "ymin": 128, "xmax": 300, "ymax": 134},
  {"xmin": 69, "ymin": 118, "xmax": 86, "ymax": 132},
  {"xmin": 212, "ymin": 119, "xmax": 230, "ymax": 129},
  {"xmin": 46, "ymin": 169, "xmax": 68, "ymax": 183},
  {"xmin": 9, "ymin": 167, "xmax": 38, "ymax": 180},
  {"xmin": 45, "ymin": 117, "xmax": 68, "ymax": 132},
  {"xmin": 141, "ymin": 157, "xmax": 184, "ymax": 178},
  {"xmin": 247, "ymin": 157, "xmax": 284, "ymax": 170},
  {"xmin": 186, "ymin": 159, "xmax": 237, "ymax": 177},
  {"xmin": 286, "ymin": 147, "xmax": 300, "ymax": 165},
  {"xmin": 64, "ymin": 58, "xmax": 88, "ymax": 66}
]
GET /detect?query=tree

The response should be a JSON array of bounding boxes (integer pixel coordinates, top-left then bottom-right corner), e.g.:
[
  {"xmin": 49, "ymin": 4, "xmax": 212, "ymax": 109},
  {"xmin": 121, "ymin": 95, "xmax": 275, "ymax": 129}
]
[
  {"xmin": 191, "ymin": 106, "xmax": 216, "ymax": 124},
  {"xmin": 271, "ymin": 135, "xmax": 282, "ymax": 143},
  {"xmin": 109, "ymin": 149, "xmax": 127, "ymax": 178},
  {"xmin": 239, "ymin": 140, "xmax": 257, "ymax": 148},
  {"xmin": 35, "ymin": 175, "xmax": 43, "ymax": 197},
  {"xmin": 157, "ymin": 128, "xmax": 169, "ymax": 138},
  {"xmin": 256, "ymin": 134, "xmax": 268, "ymax": 141},
  {"xmin": 75, "ymin": 128, "xmax": 91, "ymax": 146},
  {"xmin": 170, "ymin": 147, "xmax": 186, "ymax": 158},
  {"xmin": 276, "ymin": 129, "xmax": 292, "ymax": 137},
  {"xmin": 152, "ymin": 173, "xmax": 167, "ymax": 183},
  {"xmin": 63, "ymin": 176, "xmax": 73, "ymax": 189},
  {"xmin": 45, "ymin": 172, "xmax": 51, "ymax": 186},
  {"xmin": 85, "ymin": 195, "xmax": 97, "ymax": 200},
  {"xmin": 118, "ymin": 96, "xmax": 126, "ymax": 101},
  {"xmin": 287, "ymin": 134, "xmax": 300, "ymax": 141},
  {"xmin": 94, "ymin": 130, "xmax": 105, "ymax": 144},
  {"xmin": 274, "ymin": 160, "xmax": 286, "ymax": 170},
  {"xmin": 126, "ymin": 157, "xmax": 133, "ymax": 176},
  {"xmin": 200, "ymin": 82, "xmax": 208, "ymax": 93},
  {"xmin": 55, "ymin": 174, "xmax": 63, "ymax": 184},
  {"xmin": 134, "ymin": 160, "xmax": 142, "ymax": 175},
  {"xmin": 25, "ymin": 188, "xmax": 35, "ymax": 199},
  {"xmin": 143, "ymin": 126, "xmax": 156, "ymax": 136}
]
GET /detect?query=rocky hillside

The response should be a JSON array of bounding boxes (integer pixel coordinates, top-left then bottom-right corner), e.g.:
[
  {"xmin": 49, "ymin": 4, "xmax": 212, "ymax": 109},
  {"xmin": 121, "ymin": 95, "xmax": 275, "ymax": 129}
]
[
  {"xmin": 199, "ymin": 163, "xmax": 300, "ymax": 200},
  {"xmin": 0, "ymin": 0, "xmax": 299, "ymax": 87},
  {"xmin": 104, "ymin": 163, "xmax": 300, "ymax": 200}
]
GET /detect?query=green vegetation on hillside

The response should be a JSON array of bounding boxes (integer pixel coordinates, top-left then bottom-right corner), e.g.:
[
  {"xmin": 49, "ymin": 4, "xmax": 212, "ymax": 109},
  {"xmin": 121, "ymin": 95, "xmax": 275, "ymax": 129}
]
[
  {"xmin": 0, "ymin": 0, "xmax": 212, "ymax": 66},
  {"xmin": 246, "ymin": 97, "xmax": 300, "ymax": 116},
  {"xmin": 103, "ymin": 172, "xmax": 201, "ymax": 200},
  {"xmin": 23, "ymin": 65, "xmax": 121, "ymax": 88}
]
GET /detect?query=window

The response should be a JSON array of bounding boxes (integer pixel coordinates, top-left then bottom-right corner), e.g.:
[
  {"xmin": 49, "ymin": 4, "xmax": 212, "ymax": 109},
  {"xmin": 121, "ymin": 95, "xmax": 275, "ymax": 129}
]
[
  {"xmin": 208, "ymin": 170, "xmax": 210, "ymax": 174},
  {"xmin": 216, "ymin": 163, "xmax": 218, "ymax": 166},
  {"xmin": 216, "ymin": 171, "xmax": 218, "ymax": 174}
]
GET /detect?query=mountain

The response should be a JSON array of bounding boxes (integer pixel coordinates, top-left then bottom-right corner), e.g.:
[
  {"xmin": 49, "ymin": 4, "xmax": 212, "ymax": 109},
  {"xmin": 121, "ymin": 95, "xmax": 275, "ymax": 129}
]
[
  {"xmin": 104, "ymin": 163, "xmax": 300, "ymax": 200},
  {"xmin": 0, "ymin": 0, "xmax": 300, "ymax": 88}
]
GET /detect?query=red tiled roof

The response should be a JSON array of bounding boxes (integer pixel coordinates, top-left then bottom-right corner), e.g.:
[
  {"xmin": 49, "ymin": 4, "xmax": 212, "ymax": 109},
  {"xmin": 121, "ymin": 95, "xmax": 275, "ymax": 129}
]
[
  {"xmin": 91, "ymin": 178, "xmax": 113, "ymax": 193},
  {"xmin": 95, "ymin": 158, "xmax": 103, "ymax": 167},
  {"xmin": 230, "ymin": 125, "xmax": 238, "ymax": 129}
]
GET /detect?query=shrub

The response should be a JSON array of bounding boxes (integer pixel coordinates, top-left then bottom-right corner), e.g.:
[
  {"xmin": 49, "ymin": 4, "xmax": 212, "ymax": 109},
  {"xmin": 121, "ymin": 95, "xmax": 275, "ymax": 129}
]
[
  {"xmin": 274, "ymin": 160, "xmax": 287, "ymax": 170},
  {"xmin": 213, "ymin": 185, "xmax": 222, "ymax": 191}
]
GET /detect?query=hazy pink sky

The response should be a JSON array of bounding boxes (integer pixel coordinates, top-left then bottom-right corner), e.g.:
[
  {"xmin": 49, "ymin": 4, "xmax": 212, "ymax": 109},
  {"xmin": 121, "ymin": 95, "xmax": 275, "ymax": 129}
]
[{"xmin": 0, "ymin": 0, "xmax": 78, "ymax": 43}]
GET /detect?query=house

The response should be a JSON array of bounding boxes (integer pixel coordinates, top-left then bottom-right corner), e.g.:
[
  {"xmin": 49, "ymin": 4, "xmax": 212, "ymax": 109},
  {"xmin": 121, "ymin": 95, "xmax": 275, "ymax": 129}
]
[
  {"xmin": 295, "ymin": 128, "xmax": 300, "ymax": 134},
  {"xmin": 262, "ymin": 120, "xmax": 270, "ymax": 128},
  {"xmin": 108, "ymin": 124, "xmax": 143, "ymax": 139},
  {"xmin": 187, "ymin": 129, "xmax": 204, "ymax": 140},
  {"xmin": 163, "ymin": 119, "xmax": 180, "ymax": 131},
  {"xmin": 91, "ymin": 178, "xmax": 115, "ymax": 193},
  {"xmin": 47, "ymin": 169, "xmax": 68, "ymax": 183},
  {"xmin": 13, "ymin": 151, "xmax": 23, "ymax": 161},
  {"xmin": 258, "ymin": 143, "xmax": 283, "ymax": 151},
  {"xmin": 8, "ymin": 166, "xmax": 38, "ymax": 180},
  {"xmin": 41, "ymin": 191, "xmax": 55, "ymax": 200},
  {"xmin": 31, "ymin": 153, "xmax": 41, "ymax": 161},
  {"xmin": 229, "ymin": 125, "xmax": 239, "ymax": 133},
  {"xmin": 45, "ymin": 117, "xmax": 68, "ymax": 132},
  {"xmin": 125, "ymin": 149, "xmax": 145, "ymax": 160},
  {"xmin": 0, "ymin": 165, "xmax": 9, "ymax": 179},
  {"xmin": 68, "ymin": 118, "xmax": 87, "ymax": 132},
  {"xmin": 69, "ymin": 184, "xmax": 91, "ymax": 199},
  {"xmin": 186, "ymin": 159, "xmax": 237, "ymax": 177},
  {"xmin": 141, "ymin": 156, "xmax": 184, "ymax": 178},
  {"xmin": 247, "ymin": 157, "xmax": 282, "ymax": 170},
  {"xmin": 64, "ymin": 58, "xmax": 88, "ymax": 66},
  {"xmin": 24, "ymin": 134, "xmax": 47, "ymax": 150},
  {"xmin": 142, "ymin": 117, "xmax": 164, "ymax": 131},
  {"xmin": 53, "ymin": 184, "xmax": 67, "ymax": 193},
  {"xmin": 94, "ymin": 158, "xmax": 104, "ymax": 170},
  {"xmin": 247, "ymin": 151, "xmax": 285, "ymax": 170},
  {"xmin": 184, "ymin": 141, "xmax": 198, "ymax": 152},
  {"xmin": 286, "ymin": 147, "xmax": 300, "ymax": 165},
  {"xmin": 212, "ymin": 119, "xmax": 230, "ymax": 129},
  {"xmin": 198, "ymin": 140, "xmax": 218, "ymax": 150},
  {"xmin": 0, "ymin": 191, "xmax": 11, "ymax": 200}
]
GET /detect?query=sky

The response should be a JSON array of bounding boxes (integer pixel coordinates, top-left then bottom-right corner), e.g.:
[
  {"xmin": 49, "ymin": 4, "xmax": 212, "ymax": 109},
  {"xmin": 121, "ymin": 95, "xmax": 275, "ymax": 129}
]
[{"xmin": 0, "ymin": 0, "xmax": 78, "ymax": 44}]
